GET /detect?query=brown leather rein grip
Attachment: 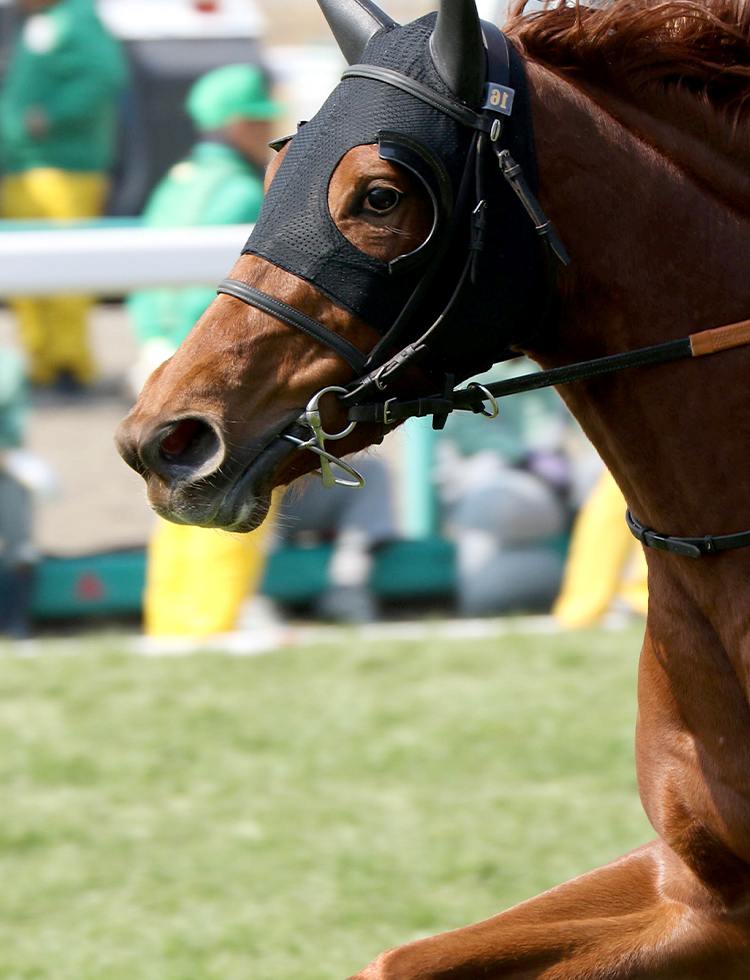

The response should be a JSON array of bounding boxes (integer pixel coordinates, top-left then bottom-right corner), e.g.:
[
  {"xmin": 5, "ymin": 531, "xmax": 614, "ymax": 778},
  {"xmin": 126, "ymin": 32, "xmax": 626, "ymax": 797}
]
[{"xmin": 690, "ymin": 318, "xmax": 750, "ymax": 357}]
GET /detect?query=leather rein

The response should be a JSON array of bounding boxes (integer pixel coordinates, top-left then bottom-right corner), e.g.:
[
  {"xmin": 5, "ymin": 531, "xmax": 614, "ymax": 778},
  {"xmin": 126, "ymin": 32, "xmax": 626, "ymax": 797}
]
[{"xmin": 216, "ymin": 33, "xmax": 750, "ymax": 560}]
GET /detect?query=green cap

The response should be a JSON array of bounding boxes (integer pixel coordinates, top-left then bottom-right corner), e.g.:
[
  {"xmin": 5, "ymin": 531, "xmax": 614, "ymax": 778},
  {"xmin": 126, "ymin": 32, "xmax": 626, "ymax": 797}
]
[{"xmin": 186, "ymin": 64, "xmax": 281, "ymax": 130}]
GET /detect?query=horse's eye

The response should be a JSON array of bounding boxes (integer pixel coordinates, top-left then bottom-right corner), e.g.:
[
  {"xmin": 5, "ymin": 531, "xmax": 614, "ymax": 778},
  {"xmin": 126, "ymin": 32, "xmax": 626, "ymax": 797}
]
[{"xmin": 364, "ymin": 186, "xmax": 401, "ymax": 213}]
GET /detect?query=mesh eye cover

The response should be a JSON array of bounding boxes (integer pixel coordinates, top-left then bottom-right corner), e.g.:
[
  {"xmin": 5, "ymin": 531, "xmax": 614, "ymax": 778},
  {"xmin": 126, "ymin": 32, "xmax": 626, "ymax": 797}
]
[{"xmin": 242, "ymin": 15, "xmax": 475, "ymax": 334}]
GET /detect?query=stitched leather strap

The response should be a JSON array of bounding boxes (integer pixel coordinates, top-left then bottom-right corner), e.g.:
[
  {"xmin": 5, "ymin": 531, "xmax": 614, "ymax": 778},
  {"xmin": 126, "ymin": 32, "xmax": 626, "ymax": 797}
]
[
  {"xmin": 217, "ymin": 278, "xmax": 368, "ymax": 375},
  {"xmin": 341, "ymin": 64, "xmax": 491, "ymax": 131},
  {"xmin": 626, "ymin": 508, "xmax": 750, "ymax": 558},
  {"xmin": 690, "ymin": 318, "xmax": 750, "ymax": 357}
]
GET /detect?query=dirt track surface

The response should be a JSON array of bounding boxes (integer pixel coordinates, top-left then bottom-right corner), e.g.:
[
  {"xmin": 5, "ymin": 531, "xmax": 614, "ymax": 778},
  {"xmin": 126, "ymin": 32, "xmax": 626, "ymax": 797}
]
[{"xmin": 0, "ymin": 304, "xmax": 154, "ymax": 557}]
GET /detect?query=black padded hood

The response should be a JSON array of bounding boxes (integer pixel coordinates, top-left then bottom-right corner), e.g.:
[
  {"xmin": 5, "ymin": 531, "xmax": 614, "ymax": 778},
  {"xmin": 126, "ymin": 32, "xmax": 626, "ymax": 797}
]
[{"xmin": 242, "ymin": 13, "xmax": 545, "ymax": 382}]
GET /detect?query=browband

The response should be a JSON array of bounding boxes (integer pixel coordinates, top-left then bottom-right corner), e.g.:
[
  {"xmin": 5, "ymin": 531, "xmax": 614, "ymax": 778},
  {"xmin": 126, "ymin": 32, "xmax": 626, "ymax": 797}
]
[
  {"xmin": 342, "ymin": 64, "xmax": 492, "ymax": 132},
  {"xmin": 217, "ymin": 278, "xmax": 368, "ymax": 375}
]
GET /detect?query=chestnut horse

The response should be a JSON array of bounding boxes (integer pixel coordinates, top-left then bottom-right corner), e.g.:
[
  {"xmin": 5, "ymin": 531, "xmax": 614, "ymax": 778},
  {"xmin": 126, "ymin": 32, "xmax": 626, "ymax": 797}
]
[{"xmin": 117, "ymin": 0, "xmax": 750, "ymax": 975}]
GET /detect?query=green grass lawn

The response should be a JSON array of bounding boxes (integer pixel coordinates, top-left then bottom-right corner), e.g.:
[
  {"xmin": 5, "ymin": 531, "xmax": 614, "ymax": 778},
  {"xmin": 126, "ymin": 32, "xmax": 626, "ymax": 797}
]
[{"xmin": 0, "ymin": 623, "xmax": 652, "ymax": 980}]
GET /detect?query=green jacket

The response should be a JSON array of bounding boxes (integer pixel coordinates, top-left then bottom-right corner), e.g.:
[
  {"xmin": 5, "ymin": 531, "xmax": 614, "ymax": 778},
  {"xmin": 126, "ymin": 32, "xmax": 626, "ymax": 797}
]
[
  {"xmin": 0, "ymin": 0, "xmax": 128, "ymax": 173},
  {"xmin": 0, "ymin": 348, "xmax": 28, "ymax": 451},
  {"xmin": 128, "ymin": 141, "xmax": 265, "ymax": 348}
]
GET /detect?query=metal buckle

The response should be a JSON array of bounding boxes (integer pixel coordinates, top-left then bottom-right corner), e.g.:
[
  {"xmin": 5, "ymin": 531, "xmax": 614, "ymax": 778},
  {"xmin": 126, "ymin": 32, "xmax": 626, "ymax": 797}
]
[
  {"xmin": 281, "ymin": 386, "xmax": 365, "ymax": 489},
  {"xmin": 467, "ymin": 382, "xmax": 499, "ymax": 418},
  {"xmin": 373, "ymin": 364, "xmax": 390, "ymax": 391},
  {"xmin": 304, "ymin": 386, "xmax": 357, "ymax": 443},
  {"xmin": 641, "ymin": 528, "xmax": 702, "ymax": 559}
]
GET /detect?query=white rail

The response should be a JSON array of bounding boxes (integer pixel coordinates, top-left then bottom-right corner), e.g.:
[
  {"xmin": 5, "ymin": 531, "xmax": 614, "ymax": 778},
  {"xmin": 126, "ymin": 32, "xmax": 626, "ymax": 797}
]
[{"xmin": 0, "ymin": 223, "xmax": 254, "ymax": 296}]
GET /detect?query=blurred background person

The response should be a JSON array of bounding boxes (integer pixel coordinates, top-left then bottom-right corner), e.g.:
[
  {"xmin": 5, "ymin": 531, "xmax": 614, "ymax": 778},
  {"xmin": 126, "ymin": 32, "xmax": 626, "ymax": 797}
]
[
  {"xmin": 434, "ymin": 361, "xmax": 584, "ymax": 618},
  {"xmin": 553, "ymin": 467, "xmax": 649, "ymax": 629},
  {"xmin": 274, "ymin": 455, "xmax": 397, "ymax": 624},
  {"xmin": 0, "ymin": 0, "xmax": 128, "ymax": 391},
  {"xmin": 127, "ymin": 63, "xmax": 278, "ymax": 391},
  {"xmin": 0, "ymin": 346, "xmax": 58, "ymax": 638},
  {"xmin": 130, "ymin": 62, "xmax": 282, "ymax": 639}
]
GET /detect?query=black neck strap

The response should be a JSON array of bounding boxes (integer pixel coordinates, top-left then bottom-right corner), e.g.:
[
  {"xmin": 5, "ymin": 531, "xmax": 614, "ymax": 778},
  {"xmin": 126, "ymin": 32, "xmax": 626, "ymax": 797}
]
[{"xmin": 626, "ymin": 509, "xmax": 750, "ymax": 558}]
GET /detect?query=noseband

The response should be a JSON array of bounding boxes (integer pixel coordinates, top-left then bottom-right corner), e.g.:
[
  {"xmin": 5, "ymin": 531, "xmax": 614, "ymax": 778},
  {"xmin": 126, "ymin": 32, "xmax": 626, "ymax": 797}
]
[{"xmin": 216, "ymin": 29, "xmax": 750, "ymax": 558}]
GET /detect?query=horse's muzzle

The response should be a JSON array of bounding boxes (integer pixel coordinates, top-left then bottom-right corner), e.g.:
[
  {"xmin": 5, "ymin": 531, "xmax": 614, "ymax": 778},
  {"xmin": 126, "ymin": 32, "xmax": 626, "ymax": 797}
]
[
  {"xmin": 114, "ymin": 410, "xmax": 289, "ymax": 532},
  {"xmin": 115, "ymin": 412, "xmax": 231, "ymax": 525}
]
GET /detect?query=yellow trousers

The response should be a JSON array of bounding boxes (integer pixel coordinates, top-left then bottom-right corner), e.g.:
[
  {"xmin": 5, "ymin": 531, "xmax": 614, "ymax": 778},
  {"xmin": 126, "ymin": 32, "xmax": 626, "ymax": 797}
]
[
  {"xmin": 0, "ymin": 169, "xmax": 108, "ymax": 385},
  {"xmin": 143, "ymin": 507, "xmax": 277, "ymax": 638},
  {"xmin": 553, "ymin": 468, "xmax": 648, "ymax": 629}
]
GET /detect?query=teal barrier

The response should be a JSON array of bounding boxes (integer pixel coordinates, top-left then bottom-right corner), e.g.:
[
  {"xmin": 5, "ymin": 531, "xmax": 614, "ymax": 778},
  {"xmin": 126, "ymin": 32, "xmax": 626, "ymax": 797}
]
[
  {"xmin": 31, "ymin": 550, "xmax": 147, "ymax": 619},
  {"xmin": 30, "ymin": 539, "xmax": 457, "ymax": 620},
  {"xmin": 261, "ymin": 538, "xmax": 456, "ymax": 604}
]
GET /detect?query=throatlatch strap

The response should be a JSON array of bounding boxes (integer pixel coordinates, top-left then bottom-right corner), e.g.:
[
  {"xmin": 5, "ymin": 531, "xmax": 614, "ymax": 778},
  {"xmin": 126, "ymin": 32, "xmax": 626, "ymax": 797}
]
[
  {"xmin": 626, "ymin": 509, "xmax": 750, "ymax": 558},
  {"xmin": 217, "ymin": 278, "xmax": 368, "ymax": 375}
]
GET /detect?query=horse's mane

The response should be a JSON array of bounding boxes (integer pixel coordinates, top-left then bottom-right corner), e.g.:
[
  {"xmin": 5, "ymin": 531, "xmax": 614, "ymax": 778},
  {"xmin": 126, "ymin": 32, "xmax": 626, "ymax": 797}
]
[{"xmin": 505, "ymin": 0, "xmax": 750, "ymax": 172}]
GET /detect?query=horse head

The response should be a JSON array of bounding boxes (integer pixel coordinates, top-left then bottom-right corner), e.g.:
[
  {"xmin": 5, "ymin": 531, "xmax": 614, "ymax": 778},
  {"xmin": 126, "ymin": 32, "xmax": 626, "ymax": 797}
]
[{"xmin": 116, "ymin": 0, "xmax": 550, "ymax": 532}]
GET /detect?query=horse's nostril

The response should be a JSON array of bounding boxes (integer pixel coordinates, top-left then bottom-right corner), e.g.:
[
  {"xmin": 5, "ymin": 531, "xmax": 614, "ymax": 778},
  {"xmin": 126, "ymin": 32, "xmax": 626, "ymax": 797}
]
[
  {"xmin": 160, "ymin": 417, "xmax": 217, "ymax": 463},
  {"xmin": 137, "ymin": 416, "xmax": 225, "ymax": 483}
]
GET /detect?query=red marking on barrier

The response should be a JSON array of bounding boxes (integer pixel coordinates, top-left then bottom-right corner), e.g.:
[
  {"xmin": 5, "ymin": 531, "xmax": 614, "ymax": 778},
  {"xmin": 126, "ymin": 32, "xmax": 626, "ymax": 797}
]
[{"xmin": 75, "ymin": 573, "xmax": 105, "ymax": 602}]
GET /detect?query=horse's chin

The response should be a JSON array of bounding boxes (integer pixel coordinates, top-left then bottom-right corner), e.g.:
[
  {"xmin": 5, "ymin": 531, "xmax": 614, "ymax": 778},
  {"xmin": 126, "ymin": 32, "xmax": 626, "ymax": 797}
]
[
  {"xmin": 146, "ymin": 431, "xmax": 300, "ymax": 532},
  {"xmin": 149, "ymin": 487, "xmax": 273, "ymax": 533}
]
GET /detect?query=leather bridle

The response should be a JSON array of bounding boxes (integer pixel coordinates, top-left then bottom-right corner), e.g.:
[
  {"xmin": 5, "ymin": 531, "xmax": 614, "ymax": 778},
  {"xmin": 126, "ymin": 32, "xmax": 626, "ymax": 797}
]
[{"xmin": 216, "ymin": 29, "xmax": 750, "ymax": 559}]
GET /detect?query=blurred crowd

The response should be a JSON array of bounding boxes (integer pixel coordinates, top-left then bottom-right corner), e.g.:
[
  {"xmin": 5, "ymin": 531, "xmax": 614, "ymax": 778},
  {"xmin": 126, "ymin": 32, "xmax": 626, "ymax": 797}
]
[{"xmin": 0, "ymin": 0, "xmax": 649, "ymax": 641}]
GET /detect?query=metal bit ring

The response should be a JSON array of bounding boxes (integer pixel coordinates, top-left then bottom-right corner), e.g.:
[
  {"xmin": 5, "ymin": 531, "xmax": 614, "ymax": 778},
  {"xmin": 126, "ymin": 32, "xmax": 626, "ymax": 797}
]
[{"xmin": 467, "ymin": 382, "xmax": 499, "ymax": 418}]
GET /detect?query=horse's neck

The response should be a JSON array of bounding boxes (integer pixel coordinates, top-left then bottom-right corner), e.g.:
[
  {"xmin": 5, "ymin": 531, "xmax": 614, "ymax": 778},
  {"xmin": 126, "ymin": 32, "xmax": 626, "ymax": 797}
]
[
  {"xmin": 524, "ymin": 60, "xmax": 750, "ymax": 634},
  {"xmin": 563, "ymin": 77, "xmax": 750, "ymax": 217}
]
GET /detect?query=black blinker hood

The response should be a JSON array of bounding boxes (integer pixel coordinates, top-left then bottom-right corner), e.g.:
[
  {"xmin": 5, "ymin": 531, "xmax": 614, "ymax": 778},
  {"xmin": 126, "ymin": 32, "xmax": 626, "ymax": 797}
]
[{"xmin": 242, "ymin": 13, "xmax": 545, "ymax": 383}]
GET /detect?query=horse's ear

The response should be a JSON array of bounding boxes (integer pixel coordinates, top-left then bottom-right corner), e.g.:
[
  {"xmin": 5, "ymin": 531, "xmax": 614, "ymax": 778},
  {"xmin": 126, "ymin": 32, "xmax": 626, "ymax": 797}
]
[
  {"xmin": 430, "ymin": 0, "xmax": 485, "ymax": 106},
  {"xmin": 316, "ymin": 0, "xmax": 398, "ymax": 64}
]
